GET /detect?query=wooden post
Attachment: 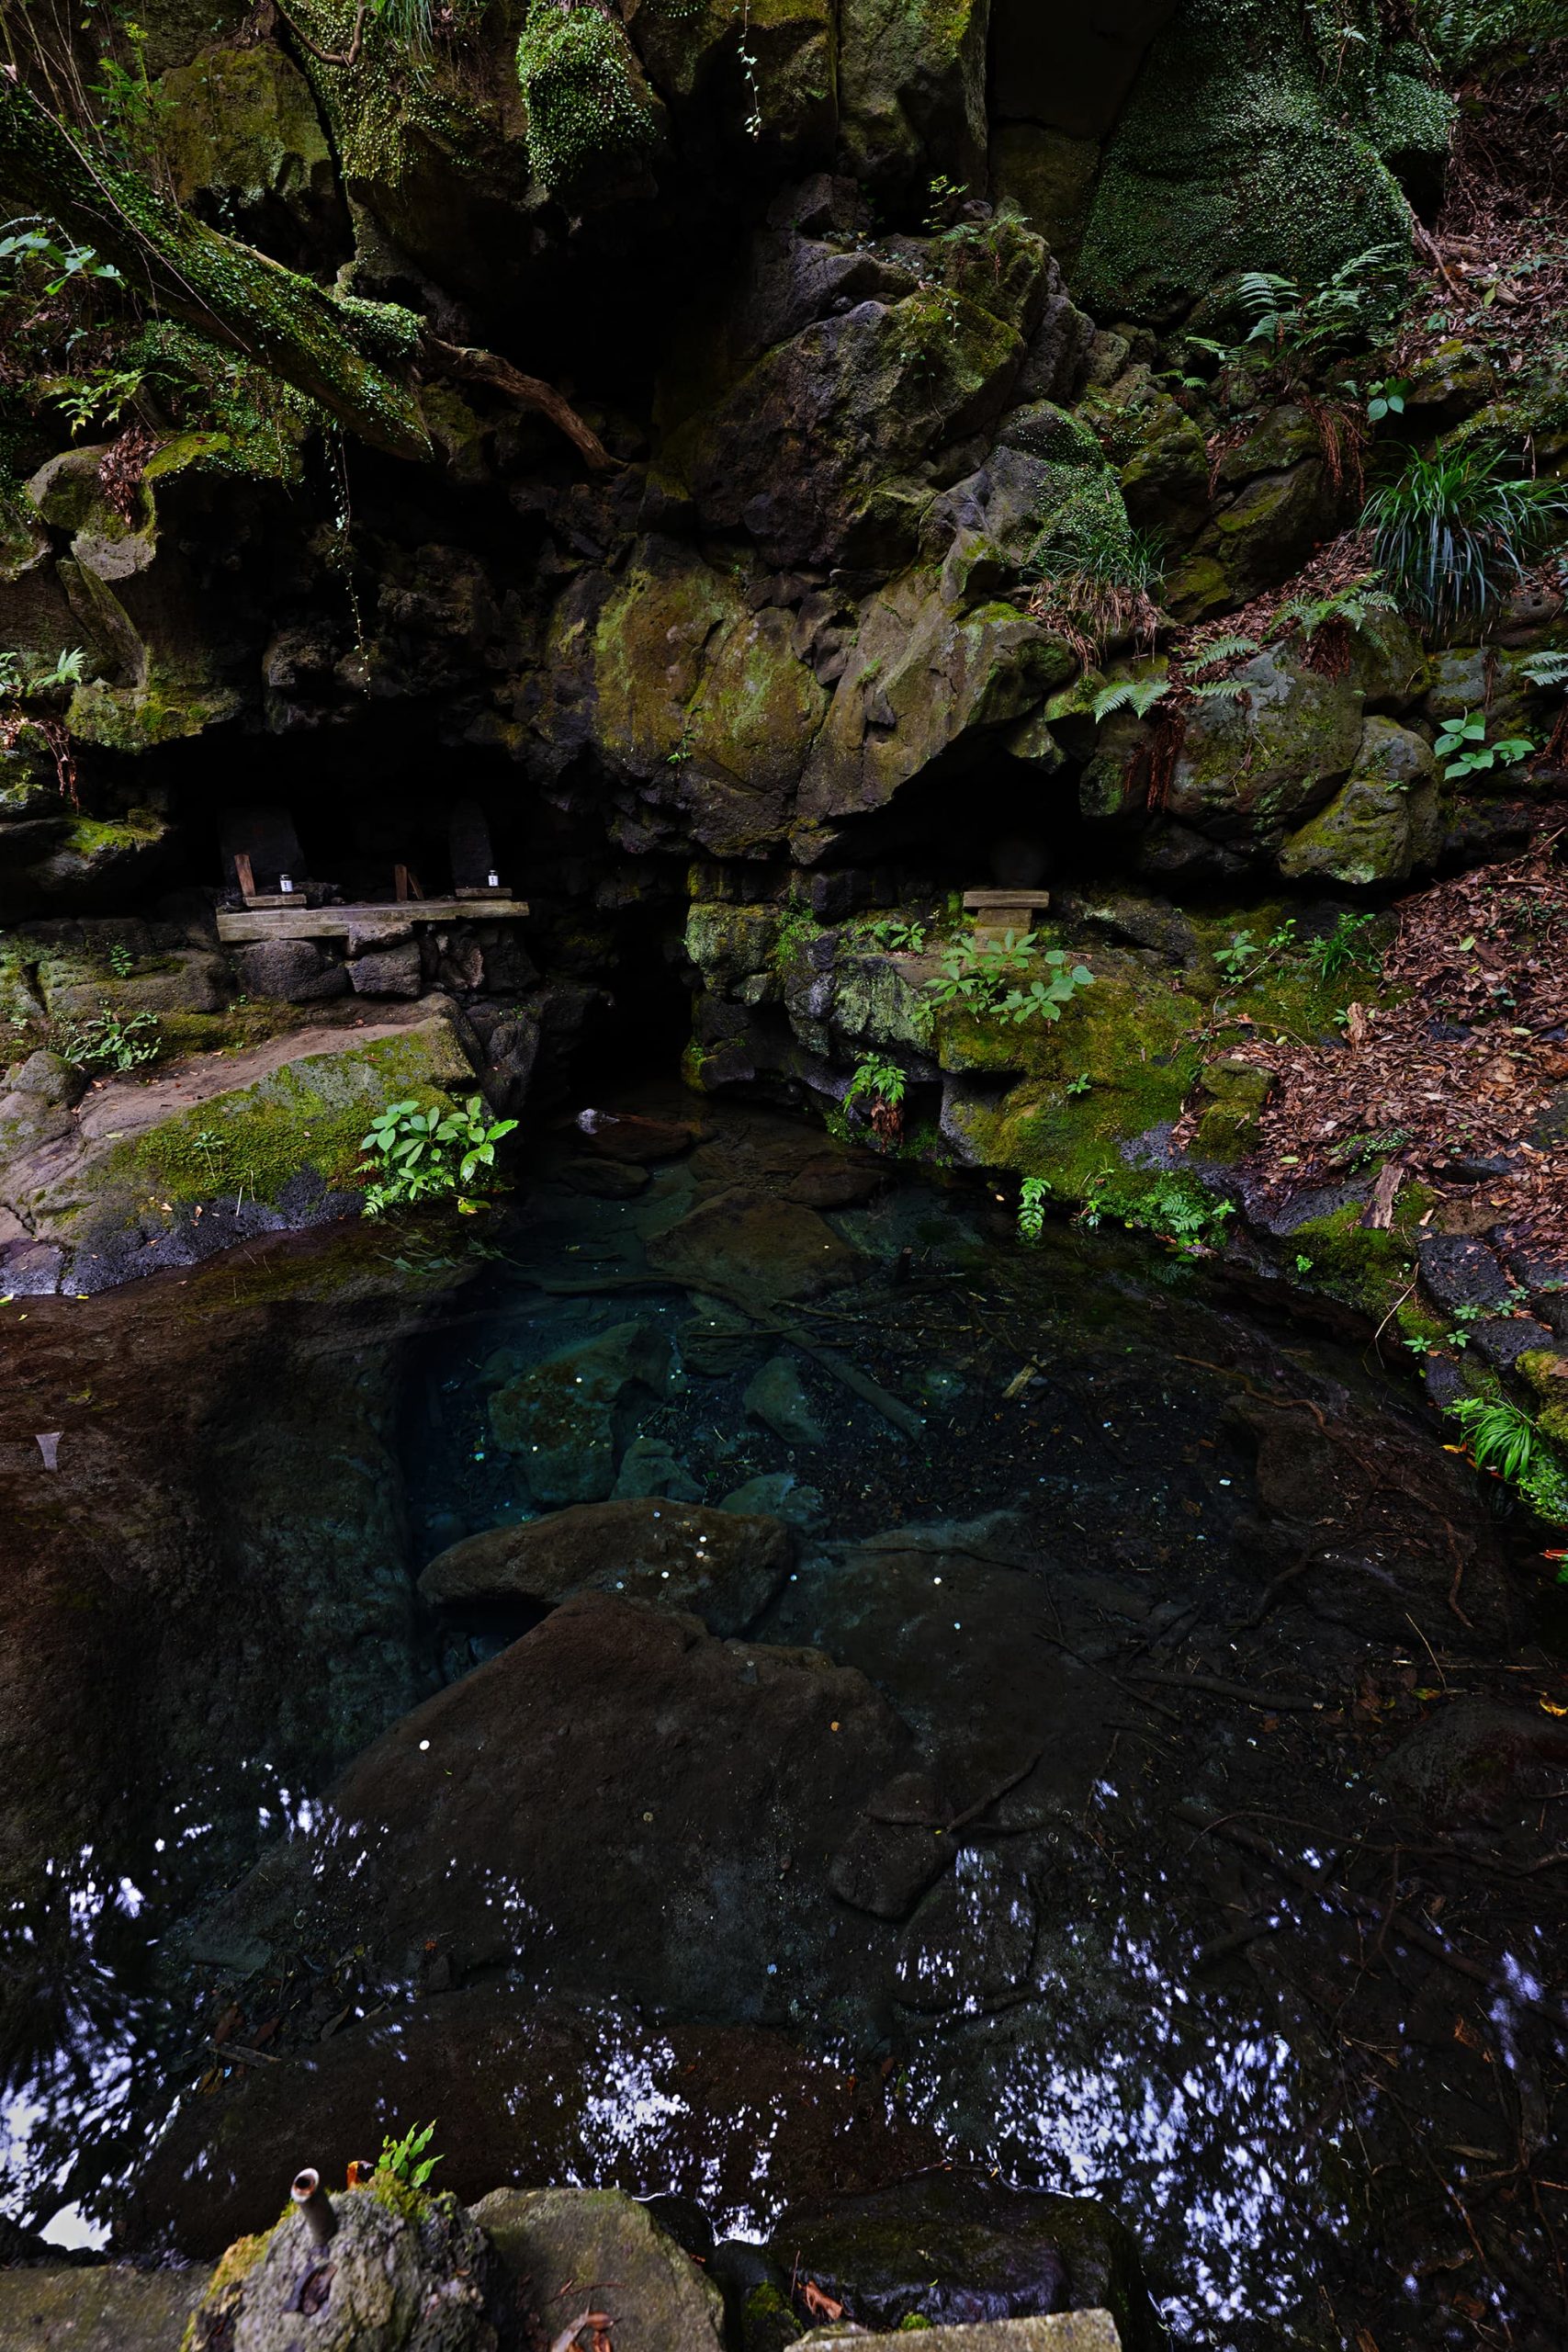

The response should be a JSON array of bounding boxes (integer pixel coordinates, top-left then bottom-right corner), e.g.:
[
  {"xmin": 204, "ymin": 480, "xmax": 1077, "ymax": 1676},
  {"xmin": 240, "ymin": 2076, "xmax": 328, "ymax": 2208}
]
[{"xmin": 233, "ymin": 851, "xmax": 256, "ymax": 902}]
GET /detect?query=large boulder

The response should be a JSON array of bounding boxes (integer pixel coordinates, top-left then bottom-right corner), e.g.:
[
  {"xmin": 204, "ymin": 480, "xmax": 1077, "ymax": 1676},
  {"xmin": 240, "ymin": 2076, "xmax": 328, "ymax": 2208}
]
[
  {"xmin": 190, "ymin": 1592, "xmax": 912, "ymax": 2031},
  {"xmin": 474, "ymin": 2188, "xmax": 726, "ymax": 2351},
  {"xmin": 773, "ymin": 2171, "xmax": 1158, "ymax": 2345},
  {"xmin": 647, "ymin": 1186, "xmax": 863, "ymax": 1302},
  {"xmin": 0, "ymin": 2263, "xmax": 207, "ymax": 2350},
  {"xmin": 418, "ymin": 1497, "xmax": 793, "ymax": 1635},
  {"xmin": 1278, "ymin": 715, "xmax": 1441, "ymax": 886},
  {"xmin": 1, "ymin": 1007, "xmax": 475, "ymax": 1292},
  {"xmin": 1164, "ymin": 647, "xmax": 1363, "ymax": 846},
  {"xmin": 1075, "ymin": 0, "xmax": 1437, "ymax": 322}
]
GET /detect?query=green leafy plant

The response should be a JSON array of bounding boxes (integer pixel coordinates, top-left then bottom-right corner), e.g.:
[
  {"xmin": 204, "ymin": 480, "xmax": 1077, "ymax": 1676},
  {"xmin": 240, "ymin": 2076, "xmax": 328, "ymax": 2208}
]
[
  {"xmin": 0, "ymin": 223, "xmax": 122, "ymax": 298},
  {"xmin": 1362, "ymin": 448, "xmax": 1568, "ymax": 629},
  {"xmin": 1306, "ymin": 910, "xmax": 1379, "ymax": 979},
  {"xmin": 1447, "ymin": 1396, "xmax": 1568, "ymax": 1523},
  {"xmin": 1066, "ymin": 1071, "xmax": 1092, "ymax": 1097},
  {"xmin": 1364, "ymin": 376, "xmax": 1411, "ymax": 424},
  {"xmin": 47, "ymin": 365, "xmax": 149, "ymax": 439},
  {"xmin": 1090, "ymin": 673, "xmax": 1170, "ymax": 723},
  {"xmin": 865, "ymin": 916, "xmax": 928, "ymax": 955},
  {"xmin": 923, "ymin": 933, "xmax": 1093, "ymax": 1027},
  {"xmin": 107, "ymin": 942, "xmax": 135, "ymax": 978},
  {"xmin": 57, "ymin": 1005, "xmax": 161, "ymax": 1073},
  {"xmin": 1520, "ymin": 650, "xmax": 1568, "ymax": 692},
  {"xmin": 843, "ymin": 1054, "xmax": 907, "ymax": 1139},
  {"xmin": 377, "ymin": 2120, "xmax": 443, "ymax": 2190},
  {"xmin": 1434, "ymin": 709, "xmax": 1536, "ymax": 782},
  {"xmin": 0, "ymin": 647, "xmax": 88, "ymax": 702},
  {"xmin": 1273, "ymin": 581, "xmax": 1397, "ymax": 645},
  {"xmin": 1017, "ymin": 1176, "xmax": 1049, "ymax": 1244},
  {"xmin": 358, "ymin": 1095, "xmax": 518, "ymax": 1216}
]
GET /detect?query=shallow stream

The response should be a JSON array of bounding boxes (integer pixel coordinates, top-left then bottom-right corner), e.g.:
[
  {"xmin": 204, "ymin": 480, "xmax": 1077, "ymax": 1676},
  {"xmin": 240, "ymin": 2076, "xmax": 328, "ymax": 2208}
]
[{"xmin": 2, "ymin": 1090, "xmax": 1564, "ymax": 2350}]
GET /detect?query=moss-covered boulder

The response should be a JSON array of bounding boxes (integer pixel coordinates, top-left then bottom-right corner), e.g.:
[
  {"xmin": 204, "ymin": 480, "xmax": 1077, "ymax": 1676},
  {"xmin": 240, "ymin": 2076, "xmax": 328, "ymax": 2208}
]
[
  {"xmin": 1075, "ymin": 0, "xmax": 1435, "ymax": 322},
  {"xmin": 795, "ymin": 574, "xmax": 1076, "ymax": 856},
  {"xmin": 1, "ymin": 1007, "xmax": 475, "ymax": 1291},
  {"xmin": 664, "ymin": 225, "xmax": 1034, "ymax": 568},
  {"xmin": 579, "ymin": 539, "xmax": 829, "ymax": 857},
  {"xmin": 1165, "ymin": 644, "xmax": 1363, "ymax": 843},
  {"xmin": 156, "ymin": 41, "xmax": 344, "ymax": 256},
  {"xmin": 837, "ymin": 0, "xmax": 990, "ymax": 193},
  {"xmin": 0, "ymin": 2261, "xmax": 208, "ymax": 2349},
  {"xmin": 474, "ymin": 2186, "xmax": 726, "ymax": 2350},
  {"xmin": 185, "ymin": 2180, "xmax": 512, "ymax": 2350},
  {"xmin": 1279, "ymin": 714, "xmax": 1440, "ymax": 886},
  {"xmin": 628, "ymin": 0, "xmax": 837, "ymax": 170}
]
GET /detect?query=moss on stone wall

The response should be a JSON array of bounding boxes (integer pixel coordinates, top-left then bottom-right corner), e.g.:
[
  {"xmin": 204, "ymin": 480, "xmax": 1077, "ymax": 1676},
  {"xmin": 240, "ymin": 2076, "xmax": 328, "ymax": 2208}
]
[
  {"xmin": 516, "ymin": 0, "xmax": 660, "ymax": 191},
  {"xmin": 1075, "ymin": 0, "xmax": 1427, "ymax": 322}
]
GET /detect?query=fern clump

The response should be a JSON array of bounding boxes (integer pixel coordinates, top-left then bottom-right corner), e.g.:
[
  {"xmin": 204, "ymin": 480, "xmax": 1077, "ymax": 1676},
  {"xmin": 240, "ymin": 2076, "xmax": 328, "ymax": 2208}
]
[{"xmin": 517, "ymin": 0, "xmax": 655, "ymax": 194}]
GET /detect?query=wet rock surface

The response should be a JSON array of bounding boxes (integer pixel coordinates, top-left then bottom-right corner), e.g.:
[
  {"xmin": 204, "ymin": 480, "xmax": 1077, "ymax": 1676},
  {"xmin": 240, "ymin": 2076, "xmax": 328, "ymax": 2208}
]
[
  {"xmin": 418, "ymin": 1498, "xmax": 793, "ymax": 1635},
  {"xmin": 6, "ymin": 1097, "xmax": 1566, "ymax": 2352}
]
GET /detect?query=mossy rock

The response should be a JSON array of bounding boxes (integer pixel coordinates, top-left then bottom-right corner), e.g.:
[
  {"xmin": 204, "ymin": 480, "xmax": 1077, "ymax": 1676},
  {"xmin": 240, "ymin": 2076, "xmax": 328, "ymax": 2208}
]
[
  {"xmin": 1075, "ymin": 0, "xmax": 1422, "ymax": 322},
  {"xmin": 836, "ymin": 0, "xmax": 989, "ymax": 193},
  {"xmin": 1166, "ymin": 644, "xmax": 1363, "ymax": 843},
  {"xmin": 156, "ymin": 40, "xmax": 340, "ymax": 237},
  {"xmin": 5, "ymin": 1012, "xmax": 474, "ymax": 1287},
  {"xmin": 517, "ymin": 0, "xmax": 665, "ymax": 196},
  {"xmin": 1278, "ymin": 715, "xmax": 1440, "ymax": 887}
]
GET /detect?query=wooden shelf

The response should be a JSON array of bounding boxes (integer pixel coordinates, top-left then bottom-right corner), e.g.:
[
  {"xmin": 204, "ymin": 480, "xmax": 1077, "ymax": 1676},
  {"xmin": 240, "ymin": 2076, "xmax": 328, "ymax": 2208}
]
[{"xmin": 217, "ymin": 899, "xmax": 529, "ymax": 944}]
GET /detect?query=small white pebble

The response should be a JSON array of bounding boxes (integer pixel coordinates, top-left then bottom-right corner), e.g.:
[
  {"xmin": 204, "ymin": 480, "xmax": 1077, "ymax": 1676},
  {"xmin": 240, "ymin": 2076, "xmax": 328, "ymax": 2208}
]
[{"xmin": 419, "ymin": 1739, "xmax": 431, "ymax": 1752}]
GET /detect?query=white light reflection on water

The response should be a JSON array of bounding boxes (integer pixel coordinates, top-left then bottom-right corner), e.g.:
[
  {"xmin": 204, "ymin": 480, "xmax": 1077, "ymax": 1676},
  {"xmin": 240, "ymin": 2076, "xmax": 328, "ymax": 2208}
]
[{"xmin": 896, "ymin": 1826, "xmax": 1346, "ymax": 2347}]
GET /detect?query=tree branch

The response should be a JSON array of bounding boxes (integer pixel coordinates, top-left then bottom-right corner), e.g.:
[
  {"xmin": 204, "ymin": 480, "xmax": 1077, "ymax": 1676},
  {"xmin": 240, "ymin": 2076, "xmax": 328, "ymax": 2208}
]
[{"xmin": 421, "ymin": 335, "xmax": 622, "ymax": 472}]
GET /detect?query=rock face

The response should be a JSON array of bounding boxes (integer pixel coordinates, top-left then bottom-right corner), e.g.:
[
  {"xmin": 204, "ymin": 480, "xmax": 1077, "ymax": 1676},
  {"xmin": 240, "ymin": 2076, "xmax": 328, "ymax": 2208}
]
[
  {"xmin": 184, "ymin": 2186, "xmax": 513, "ymax": 2352},
  {"xmin": 472, "ymin": 2188, "xmax": 727, "ymax": 2352},
  {"xmin": 418, "ymin": 1497, "xmax": 794, "ymax": 1635}
]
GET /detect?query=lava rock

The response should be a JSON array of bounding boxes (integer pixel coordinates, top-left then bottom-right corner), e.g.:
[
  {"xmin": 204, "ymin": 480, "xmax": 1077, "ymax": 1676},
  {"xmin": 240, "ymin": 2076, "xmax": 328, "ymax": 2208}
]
[
  {"xmin": 559, "ymin": 1155, "xmax": 650, "ymax": 1198},
  {"xmin": 418, "ymin": 1498, "xmax": 792, "ymax": 1635},
  {"xmin": 1380, "ymin": 1700, "xmax": 1568, "ymax": 1826}
]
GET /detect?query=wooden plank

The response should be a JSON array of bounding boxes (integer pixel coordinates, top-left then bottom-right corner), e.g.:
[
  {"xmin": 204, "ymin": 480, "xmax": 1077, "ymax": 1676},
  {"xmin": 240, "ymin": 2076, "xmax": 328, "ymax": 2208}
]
[
  {"xmin": 962, "ymin": 889, "xmax": 1050, "ymax": 910},
  {"xmin": 233, "ymin": 850, "xmax": 255, "ymax": 900},
  {"xmin": 217, "ymin": 899, "xmax": 529, "ymax": 944}
]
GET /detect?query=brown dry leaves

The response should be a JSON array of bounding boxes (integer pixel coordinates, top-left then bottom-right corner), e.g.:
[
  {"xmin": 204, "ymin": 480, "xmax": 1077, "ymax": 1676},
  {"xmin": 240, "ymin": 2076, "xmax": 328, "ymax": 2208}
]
[{"xmin": 1220, "ymin": 845, "xmax": 1568, "ymax": 1269}]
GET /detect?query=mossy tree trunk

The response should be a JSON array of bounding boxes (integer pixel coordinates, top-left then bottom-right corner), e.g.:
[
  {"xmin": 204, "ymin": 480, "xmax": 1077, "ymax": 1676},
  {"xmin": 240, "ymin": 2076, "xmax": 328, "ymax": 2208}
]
[{"xmin": 0, "ymin": 69, "xmax": 433, "ymax": 459}]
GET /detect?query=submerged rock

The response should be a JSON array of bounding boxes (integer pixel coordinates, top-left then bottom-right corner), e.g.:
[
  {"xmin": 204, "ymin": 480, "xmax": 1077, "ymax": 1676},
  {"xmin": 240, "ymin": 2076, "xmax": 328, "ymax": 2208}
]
[
  {"xmin": 488, "ymin": 1321, "xmax": 672, "ymax": 1505},
  {"xmin": 418, "ymin": 1497, "xmax": 792, "ymax": 1635},
  {"xmin": 192, "ymin": 1592, "xmax": 909, "ymax": 2031},
  {"xmin": 743, "ymin": 1351, "xmax": 827, "ymax": 1446},
  {"xmin": 648, "ymin": 1187, "xmax": 863, "ymax": 1303}
]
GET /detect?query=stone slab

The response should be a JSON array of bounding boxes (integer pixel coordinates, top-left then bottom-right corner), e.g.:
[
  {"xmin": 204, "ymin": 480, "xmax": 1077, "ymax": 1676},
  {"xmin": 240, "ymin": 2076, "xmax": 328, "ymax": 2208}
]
[
  {"xmin": 802, "ymin": 2316, "xmax": 1121, "ymax": 2350},
  {"xmin": 217, "ymin": 899, "xmax": 528, "ymax": 942}
]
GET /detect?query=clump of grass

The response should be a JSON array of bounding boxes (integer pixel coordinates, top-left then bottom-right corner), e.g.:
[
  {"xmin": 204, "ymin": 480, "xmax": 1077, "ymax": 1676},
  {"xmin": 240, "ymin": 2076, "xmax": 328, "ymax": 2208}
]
[{"xmin": 1361, "ymin": 447, "xmax": 1568, "ymax": 630}]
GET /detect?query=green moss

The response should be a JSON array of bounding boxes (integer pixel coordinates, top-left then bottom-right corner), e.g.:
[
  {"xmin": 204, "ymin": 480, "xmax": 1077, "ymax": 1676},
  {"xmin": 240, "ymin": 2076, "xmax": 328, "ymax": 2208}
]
[
  {"xmin": 103, "ymin": 1031, "xmax": 466, "ymax": 1211},
  {"xmin": 1076, "ymin": 0, "xmax": 1419, "ymax": 322},
  {"xmin": 1285, "ymin": 1203, "xmax": 1416, "ymax": 1317},
  {"xmin": 517, "ymin": 0, "xmax": 658, "ymax": 192},
  {"xmin": 0, "ymin": 74, "xmax": 428, "ymax": 458}
]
